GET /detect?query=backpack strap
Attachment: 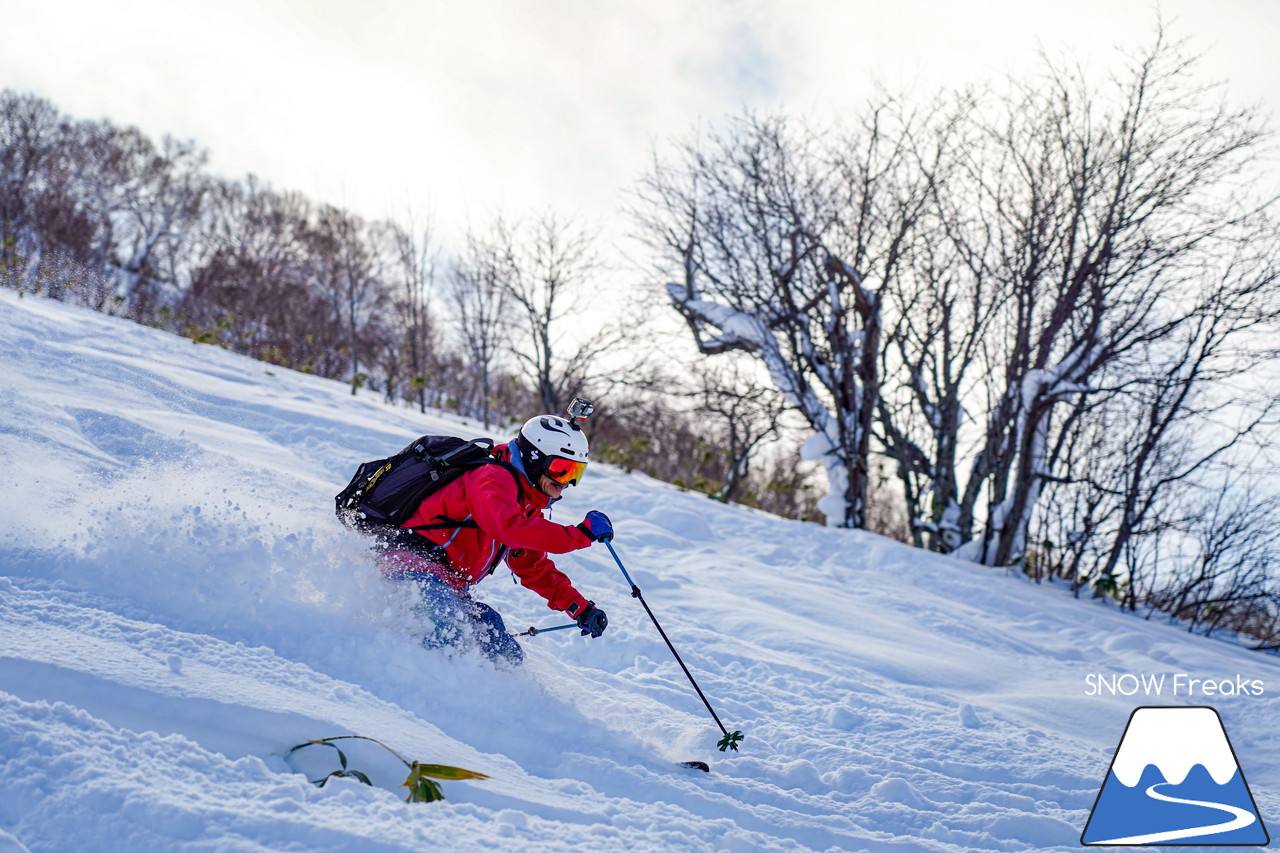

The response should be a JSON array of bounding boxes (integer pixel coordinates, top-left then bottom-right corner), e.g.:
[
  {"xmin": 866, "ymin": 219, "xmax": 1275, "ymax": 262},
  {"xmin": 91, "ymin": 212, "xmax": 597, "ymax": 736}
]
[
  {"xmin": 497, "ymin": 459, "xmax": 526, "ymax": 503},
  {"xmin": 404, "ymin": 515, "xmax": 479, "ymax": 533}
]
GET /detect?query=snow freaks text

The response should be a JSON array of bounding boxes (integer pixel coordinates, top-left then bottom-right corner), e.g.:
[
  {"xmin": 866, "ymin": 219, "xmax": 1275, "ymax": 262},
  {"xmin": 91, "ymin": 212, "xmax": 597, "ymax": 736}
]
[{"xmin": 1084, "ymin": 673, "xmax": 1265, "ymax": 698}]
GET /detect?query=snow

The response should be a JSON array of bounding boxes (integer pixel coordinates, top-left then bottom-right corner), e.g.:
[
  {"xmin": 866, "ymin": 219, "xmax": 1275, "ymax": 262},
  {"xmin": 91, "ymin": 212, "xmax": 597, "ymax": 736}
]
[
  {"xmin": 665, "ymin": 283, "xmax": 771, "ymax": 354},
  {"xmin": 2, "ymin": 287, "xmax": 1279, "ymax": 852}
]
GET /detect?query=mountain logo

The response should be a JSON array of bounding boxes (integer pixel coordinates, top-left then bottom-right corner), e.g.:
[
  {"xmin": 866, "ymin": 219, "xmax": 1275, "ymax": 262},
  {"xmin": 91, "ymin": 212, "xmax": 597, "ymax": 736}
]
[{"xmin": 1081, "ymin": 706, "xmax": 1269, "ymax": 846}]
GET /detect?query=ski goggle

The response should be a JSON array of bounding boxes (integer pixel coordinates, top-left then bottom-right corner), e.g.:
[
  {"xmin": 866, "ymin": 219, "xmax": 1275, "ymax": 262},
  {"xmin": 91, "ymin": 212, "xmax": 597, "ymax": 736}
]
[{"xmin": 545, "ymin": 457, "xmax": 587, "ymax": 486}]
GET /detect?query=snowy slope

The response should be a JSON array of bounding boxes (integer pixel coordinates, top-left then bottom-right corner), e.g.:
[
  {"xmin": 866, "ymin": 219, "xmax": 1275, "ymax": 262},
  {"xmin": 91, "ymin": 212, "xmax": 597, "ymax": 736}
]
[{"xmin": 1, "ymin": 288, "xmax": 1277, "ymax": 853}]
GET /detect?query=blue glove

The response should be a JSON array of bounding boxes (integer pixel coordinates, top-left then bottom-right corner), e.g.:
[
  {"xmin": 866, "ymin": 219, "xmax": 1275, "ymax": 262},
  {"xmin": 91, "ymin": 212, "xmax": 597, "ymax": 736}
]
[
  {"xmin": 577, "ymin": 510, "xmax": 613, "ymax": 542},
  {"xmin": 575, "ymin": 602, "xmax": 608, "ymax": 638}
]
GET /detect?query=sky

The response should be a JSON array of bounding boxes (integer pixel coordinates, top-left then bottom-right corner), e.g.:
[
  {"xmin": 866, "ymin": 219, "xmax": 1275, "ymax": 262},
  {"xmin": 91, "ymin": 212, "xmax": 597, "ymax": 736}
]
[{"xmin": 3, "ymin": 0, "xmax": 1279, "ymax": 249}]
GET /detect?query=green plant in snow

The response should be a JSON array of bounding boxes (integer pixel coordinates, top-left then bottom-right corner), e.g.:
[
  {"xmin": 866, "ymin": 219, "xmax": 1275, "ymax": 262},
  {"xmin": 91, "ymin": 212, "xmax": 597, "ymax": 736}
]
[{"xmin": 286, "ymin": 735, "xmax": 490, "ymax": 803}]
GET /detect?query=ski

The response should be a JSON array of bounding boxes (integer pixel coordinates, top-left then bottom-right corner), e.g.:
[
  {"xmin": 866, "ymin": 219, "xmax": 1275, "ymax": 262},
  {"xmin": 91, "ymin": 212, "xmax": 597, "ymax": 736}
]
[{"xmin": 679, "ymin": 761, "xmax": 710, "ymax": 772}]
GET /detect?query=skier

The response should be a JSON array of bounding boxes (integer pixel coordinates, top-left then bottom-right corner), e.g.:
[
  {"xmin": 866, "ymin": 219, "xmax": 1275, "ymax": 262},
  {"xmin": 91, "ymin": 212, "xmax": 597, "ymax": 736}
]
[{"xmin": 378, "ymin": 414, "xmax": 613, "ymax": 664}]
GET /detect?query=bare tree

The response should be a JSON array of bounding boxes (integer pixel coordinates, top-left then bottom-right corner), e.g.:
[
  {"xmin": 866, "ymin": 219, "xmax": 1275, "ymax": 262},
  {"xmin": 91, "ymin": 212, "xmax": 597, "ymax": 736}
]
[
  {"xmin": 1, "ymin": 93, "xmax": 111, "ymax": 302},
  {"xmin": 184, "ymin": 178, "xmax": 347, "ymax": 369},
  {"xmin": 471, "ymin": 210, "xmax": 630, "ymax": 417},
  {"xmin": 1152, "ymin": 483, "xmax": 1280, "ymax": 639},
  {"xmin": 305, "ymin": 205, "xmax": 394, "ymax": 394},
  {"xmin": 870, "ymin": 91, "xmax": 1006, "ymax": 550},
  {"xmin": 1098, "ymin": 312, "xmax": 1277, "ymax": 609},
  {"xmin": 67, "ymin": 121, "xmax": 208, "ymax": 311},
  {"xmin": 639, "ymin": 111, "xmax": 926, "ymax": 528},
  {"xmin": 113, "ymin": 134, "xmax": 208, "ymax": 310},
  {"xmin": 920, "ymin": 33, "xmax": 1280, "ymax": 568},
  {"xmin": 450, "ymin": 229, "xmax": 513, "ymax": 429},
  {"xmin": 690, "ymin": 358, "xmax": 788, "ymax": 503},
  {"xmin": 389, "ymin": 214, "xmax": 439, "ymax": 413},
  {"xmin": 0, "ymin": 91, "xmax": 59, "ymax": 289}
]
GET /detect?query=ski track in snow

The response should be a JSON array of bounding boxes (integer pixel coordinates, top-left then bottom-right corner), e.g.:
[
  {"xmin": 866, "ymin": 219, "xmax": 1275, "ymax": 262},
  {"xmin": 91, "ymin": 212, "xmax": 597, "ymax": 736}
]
[{"xmin": 1, "ymin": 289, "xmax": 1278, "ymax": 852}]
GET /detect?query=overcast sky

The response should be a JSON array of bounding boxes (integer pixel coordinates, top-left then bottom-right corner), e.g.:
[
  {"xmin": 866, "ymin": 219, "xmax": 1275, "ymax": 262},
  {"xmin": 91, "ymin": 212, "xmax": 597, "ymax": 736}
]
[{"xmin": 4, "ymin": 0, "xmax": 1279, "ymax": 247}]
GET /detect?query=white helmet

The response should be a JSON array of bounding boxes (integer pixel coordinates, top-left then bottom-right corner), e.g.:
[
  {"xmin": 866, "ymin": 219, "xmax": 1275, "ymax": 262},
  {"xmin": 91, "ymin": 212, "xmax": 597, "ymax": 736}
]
[{"xmin": 516, "ymin": 415, "xmax": 589, "ymax": 486}]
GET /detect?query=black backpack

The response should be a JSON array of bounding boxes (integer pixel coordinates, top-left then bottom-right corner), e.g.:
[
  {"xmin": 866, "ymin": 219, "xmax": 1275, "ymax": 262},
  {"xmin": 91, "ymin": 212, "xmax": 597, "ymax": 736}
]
[{"xmin": 335, "ymin": 435, "xmax": 521, "ymax": 536}]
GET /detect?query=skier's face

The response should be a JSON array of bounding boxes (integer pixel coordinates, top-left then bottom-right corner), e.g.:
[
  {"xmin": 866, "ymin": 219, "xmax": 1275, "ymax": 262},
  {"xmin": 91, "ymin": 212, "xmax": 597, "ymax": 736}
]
[{"xmin": 538, "ymin": 474, "xmax": 567, "ymax": 499}]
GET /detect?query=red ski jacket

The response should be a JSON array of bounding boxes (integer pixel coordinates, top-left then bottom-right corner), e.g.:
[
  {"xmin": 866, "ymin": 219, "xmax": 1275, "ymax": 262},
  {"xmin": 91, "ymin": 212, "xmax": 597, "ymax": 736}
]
[{"xmin": 397, "ymin": 443, "xmax": 593, "ymax": 614}]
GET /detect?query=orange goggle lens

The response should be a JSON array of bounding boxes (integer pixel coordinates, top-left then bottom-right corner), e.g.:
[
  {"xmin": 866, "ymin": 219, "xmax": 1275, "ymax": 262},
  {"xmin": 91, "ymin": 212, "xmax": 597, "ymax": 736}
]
[{"xmin": 545, "ymin": 457, "xmax": 587, "ymax": 486}]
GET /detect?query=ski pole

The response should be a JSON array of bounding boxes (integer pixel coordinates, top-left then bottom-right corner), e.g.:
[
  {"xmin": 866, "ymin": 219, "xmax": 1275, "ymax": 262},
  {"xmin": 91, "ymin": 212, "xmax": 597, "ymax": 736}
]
[
  {"xmin": 603, "ymin": 539, "xmax": 743, "ymax": 752},
  {"xmin": 512, "ymin": 622, "xmax": 579, "ymax": 638}
]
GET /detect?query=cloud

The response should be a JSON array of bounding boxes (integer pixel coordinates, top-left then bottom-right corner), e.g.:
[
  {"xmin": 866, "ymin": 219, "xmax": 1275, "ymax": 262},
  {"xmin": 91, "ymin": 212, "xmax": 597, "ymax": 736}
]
[{"xmin": 3, "ymin": 0, "xmax": 1276, "ymax": 243}]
